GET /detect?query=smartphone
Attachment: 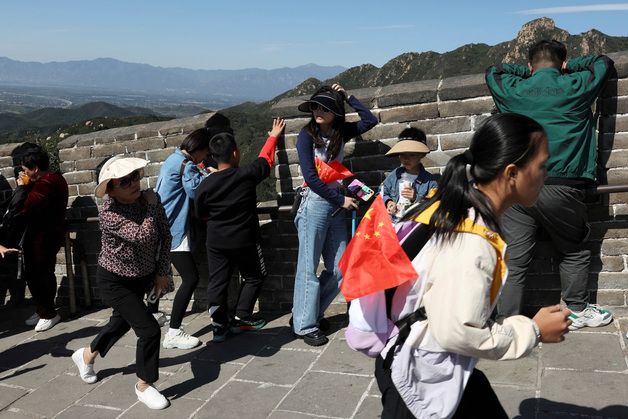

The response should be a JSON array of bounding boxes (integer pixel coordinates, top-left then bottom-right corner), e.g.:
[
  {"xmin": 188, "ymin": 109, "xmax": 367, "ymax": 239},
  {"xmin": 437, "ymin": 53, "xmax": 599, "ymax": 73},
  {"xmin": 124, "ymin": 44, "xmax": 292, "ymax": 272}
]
[{"xmin": 348, "ymin": 179, "xmax": 375, "ymax": 202}]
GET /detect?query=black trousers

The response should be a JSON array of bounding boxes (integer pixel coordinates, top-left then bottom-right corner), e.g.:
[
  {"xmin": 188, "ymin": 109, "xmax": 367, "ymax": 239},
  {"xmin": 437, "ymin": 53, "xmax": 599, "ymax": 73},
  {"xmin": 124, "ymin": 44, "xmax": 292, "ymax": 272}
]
[
  {"xmin": 23, "ymin": 242, "xmax": 59, "ymax": 319},
  {"xmin": 169, "ymin": 251, "xmax": 201, "ymax": 329},
  {"xmin": 375, "ymin": 356, "xmax": 508, "ymax": 419},
  {"xmin": 0, "ymin": 253, "xmax": 25, "ymax": 305},
  {"xmin": 206, "ymin": 243, "xmax": 266, "ymax": 325},
  {"xmin": 498, "ymin": 184, "xmax": 591, "ymax": 316},
  {"xmin": 90, "ymin": 267, "xmax": 161, "ymax": 383}
]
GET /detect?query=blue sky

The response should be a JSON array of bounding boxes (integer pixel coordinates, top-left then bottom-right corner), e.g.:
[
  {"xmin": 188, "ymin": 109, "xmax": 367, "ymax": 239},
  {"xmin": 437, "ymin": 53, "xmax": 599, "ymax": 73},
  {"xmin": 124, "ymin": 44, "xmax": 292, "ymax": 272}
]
[{"xmin": 1, "ymin": 1, "xmax": 627, "ymax": 70}]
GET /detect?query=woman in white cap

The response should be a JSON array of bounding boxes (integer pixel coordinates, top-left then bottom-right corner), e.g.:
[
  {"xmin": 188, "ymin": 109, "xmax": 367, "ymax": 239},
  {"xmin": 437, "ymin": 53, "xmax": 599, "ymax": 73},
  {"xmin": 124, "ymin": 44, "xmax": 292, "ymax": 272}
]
[
  {"xmin": 71, "ymin": 155, "xmax": 172, "ymax": 410},
  {"xmin": 292, "ymin": 83, "xmax": 378, "ymax": 346}
]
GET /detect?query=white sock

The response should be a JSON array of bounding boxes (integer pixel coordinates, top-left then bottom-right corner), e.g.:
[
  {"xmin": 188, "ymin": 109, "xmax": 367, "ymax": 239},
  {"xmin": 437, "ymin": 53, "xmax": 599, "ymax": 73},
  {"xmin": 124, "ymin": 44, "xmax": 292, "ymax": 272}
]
[{"xmin": 167, "ymin": 328, "xmax": 180, "ymax": 336}]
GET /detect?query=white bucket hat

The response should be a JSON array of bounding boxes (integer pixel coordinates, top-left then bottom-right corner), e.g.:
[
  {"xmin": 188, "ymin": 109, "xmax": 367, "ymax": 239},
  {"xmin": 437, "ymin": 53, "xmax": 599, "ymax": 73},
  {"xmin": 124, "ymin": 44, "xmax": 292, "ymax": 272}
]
[{"xmin": 95, "ymin": 155, "xmax": 148, "ymax": 198}]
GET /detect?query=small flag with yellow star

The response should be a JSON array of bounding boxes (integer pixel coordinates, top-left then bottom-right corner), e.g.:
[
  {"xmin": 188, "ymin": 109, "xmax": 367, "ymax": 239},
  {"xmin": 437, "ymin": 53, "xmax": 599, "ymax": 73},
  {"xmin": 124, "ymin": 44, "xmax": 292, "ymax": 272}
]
[{"xmin": 339, "ymin": 195, "xmax": 418, "ymax": 301}]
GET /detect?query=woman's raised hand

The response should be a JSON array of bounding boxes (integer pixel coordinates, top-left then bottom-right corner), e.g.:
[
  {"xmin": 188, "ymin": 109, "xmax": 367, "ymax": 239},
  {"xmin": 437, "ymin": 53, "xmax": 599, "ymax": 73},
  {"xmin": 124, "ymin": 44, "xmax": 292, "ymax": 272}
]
[
  {"xmin": 269, "ymin": 118, "xmax": 286, "ymax": 138},
  {"xmin": 331, "ymin": 83, "xmax": 349, "ymax": 101},
  {"xmin": 532, "ymin": 304, "xmax": 571, "ymax": 343}
]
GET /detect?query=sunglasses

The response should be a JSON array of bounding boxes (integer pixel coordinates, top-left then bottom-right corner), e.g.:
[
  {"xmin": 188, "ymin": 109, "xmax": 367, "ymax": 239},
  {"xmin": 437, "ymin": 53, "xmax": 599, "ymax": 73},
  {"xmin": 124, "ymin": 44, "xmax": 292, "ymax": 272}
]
[
  {"xmin": 310, "ymin": 103, "xmax": 333, "ymax": 113},
  {"xmin": 114, "ymin": 169, "xmax": 143, "ymax": 189}
]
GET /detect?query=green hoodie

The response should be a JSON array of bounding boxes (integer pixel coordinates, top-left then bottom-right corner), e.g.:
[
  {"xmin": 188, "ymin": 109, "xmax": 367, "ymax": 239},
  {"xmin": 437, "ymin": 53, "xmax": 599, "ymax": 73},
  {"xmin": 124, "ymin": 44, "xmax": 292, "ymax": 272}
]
[{"xmin": 485, "ymin": 55, "xmax": 613, "ymax": 181}]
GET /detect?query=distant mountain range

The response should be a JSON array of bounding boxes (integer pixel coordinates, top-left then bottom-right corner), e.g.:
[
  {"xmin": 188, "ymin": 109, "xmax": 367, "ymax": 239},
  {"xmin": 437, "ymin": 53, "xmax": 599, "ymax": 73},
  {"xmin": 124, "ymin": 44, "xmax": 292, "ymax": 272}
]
[
  {"xmin": 0, "ymin": 58, "xmax": 345, "ymax": 102},
  {"xmin": 281, "ymin": 17, "xmax": 628, "ymax": 97}
]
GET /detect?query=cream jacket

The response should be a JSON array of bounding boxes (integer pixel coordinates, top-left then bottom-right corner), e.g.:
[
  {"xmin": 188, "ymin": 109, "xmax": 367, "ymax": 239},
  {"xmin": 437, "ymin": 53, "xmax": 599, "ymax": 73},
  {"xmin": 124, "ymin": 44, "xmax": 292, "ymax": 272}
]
[{"xmin": 383, "ymin": 209, "xmax": 539, "ymax": 418}]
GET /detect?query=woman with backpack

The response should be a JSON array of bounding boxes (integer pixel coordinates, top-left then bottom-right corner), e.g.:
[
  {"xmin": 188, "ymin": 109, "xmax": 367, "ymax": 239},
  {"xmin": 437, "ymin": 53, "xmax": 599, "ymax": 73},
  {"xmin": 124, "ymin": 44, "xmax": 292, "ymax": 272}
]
[
  {"xmin": 154, "ymin": 127, "xmax": 217, "ymax": 349},
  {"xmin": 374, "ymin": 113, "xmax": 571, "ymax": 418},
  {"xmin": 292, "ymin": 83, "xmax": 378, "ymax": 346}
]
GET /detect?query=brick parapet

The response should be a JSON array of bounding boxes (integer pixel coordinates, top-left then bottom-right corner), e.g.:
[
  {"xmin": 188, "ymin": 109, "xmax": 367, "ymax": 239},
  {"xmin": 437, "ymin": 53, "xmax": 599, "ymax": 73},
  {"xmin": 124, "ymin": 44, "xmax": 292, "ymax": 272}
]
[{"xmin": 2, "ymin": 51, "xmax": 628, "ymax": 315}]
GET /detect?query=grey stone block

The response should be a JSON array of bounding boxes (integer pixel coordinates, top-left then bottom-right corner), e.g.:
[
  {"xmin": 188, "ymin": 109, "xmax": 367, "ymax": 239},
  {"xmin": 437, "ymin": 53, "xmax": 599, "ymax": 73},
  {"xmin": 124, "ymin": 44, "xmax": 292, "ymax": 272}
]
[
  {"xmin": 313, "ymin": 338, "xmax": 375, "ymax": 376},
  {"xmin": 440, "ymin": 132, "xmax": 473, "ymax": 150},
  {"xmin": 411, "ymin": 116, "xmax": 471, "ymax": 135},
  {"xmin": 439, "ymin": 73, "xmax": 490, "ymax": 101},
  {"xmin": 125, "ymin": 137, "xmax": 165, "ymax": 152},
  {"xmin": 56, "ymin": 405, "xmax": 121, "ymax": 419},
  {"xmin": 278, "ymin": 371, "xmax": 372, "ymax": 417},
  {"xmin": 539, "ymin": 370, "xmax": 628, "ymax": 417},
  {"xmin": 0, "ymin": 386, "xmax": 27, "ymax": 411},
  {"xmin": 379, "ymin": 103, "xmax": 439, "ymax": 123},
  {"xmin": 208, "ymin": 381, "xmax": 289, "ymax": 418},
  {"xmin": 439, "ymin": 97, "xmax": 495, "ymax": 117},
  {"xmin": 63, "ymin": 170, "xmax": 94, "ymax": 185},
  {"xmin": 608, "ymin": 51, "xmax": 628, "ymax": 78},
  {"xmin": 542, "ymin": 332, "xmax": 626, "ymax": 371},
  {"xmin": 10, "ymin": 373, "xmax": 93, "ymax": 417},
  {"xmin": 237, "ymin": 347, "xmax": 318, "ymax": 385},
  {"xmin": 378, "ymin": 79, "xmax": 439, "ymax": 108},
  {"xmin": 91, "ymin": 143, "xmax": 128, "ymax": 158},
  {"xmin": 59, "ymin": 147, "xmax": 92, "ymax": 161},
  {"xmin": 360, "ymin": 123, "xmax": 407, "ymax": 141}
]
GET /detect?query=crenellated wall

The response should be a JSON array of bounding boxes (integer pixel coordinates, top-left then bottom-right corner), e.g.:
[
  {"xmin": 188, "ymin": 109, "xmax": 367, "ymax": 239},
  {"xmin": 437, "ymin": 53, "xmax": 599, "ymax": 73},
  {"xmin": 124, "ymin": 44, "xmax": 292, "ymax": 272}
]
[{"xmin": 1, "ymin": 50, "xmax": 628, "ymax": 317}]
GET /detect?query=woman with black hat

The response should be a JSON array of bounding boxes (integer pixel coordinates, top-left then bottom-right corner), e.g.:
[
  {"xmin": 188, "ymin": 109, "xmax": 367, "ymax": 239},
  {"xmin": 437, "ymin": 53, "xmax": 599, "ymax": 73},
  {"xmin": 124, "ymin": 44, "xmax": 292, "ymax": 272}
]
[{"xmin": 292, "ymin": 83, "xmax": 377, "ymax": 346}]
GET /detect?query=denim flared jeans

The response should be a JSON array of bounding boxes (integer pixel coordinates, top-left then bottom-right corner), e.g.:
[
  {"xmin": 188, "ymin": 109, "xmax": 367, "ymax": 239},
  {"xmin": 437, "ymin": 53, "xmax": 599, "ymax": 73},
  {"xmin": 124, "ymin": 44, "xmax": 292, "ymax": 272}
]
[{"xmin": 292, "ymin": 188, "xmax": 347, "ymax": 335}]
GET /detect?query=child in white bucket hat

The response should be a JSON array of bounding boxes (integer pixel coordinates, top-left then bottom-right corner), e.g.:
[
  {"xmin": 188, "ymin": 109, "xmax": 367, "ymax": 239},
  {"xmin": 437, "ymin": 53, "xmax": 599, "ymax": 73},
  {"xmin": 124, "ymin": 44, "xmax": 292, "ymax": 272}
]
[
  {"xmin": 72, "ymin": 155, "xmax": 173, "ymax": 410},
  {"xmin": 380, "ymin": 128, "xmax": 438, "ymax": 222}
]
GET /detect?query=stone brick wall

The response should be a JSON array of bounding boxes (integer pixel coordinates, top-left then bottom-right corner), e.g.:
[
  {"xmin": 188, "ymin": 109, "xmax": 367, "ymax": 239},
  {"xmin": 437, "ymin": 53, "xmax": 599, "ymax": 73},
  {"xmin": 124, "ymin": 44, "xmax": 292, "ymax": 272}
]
[
  {"xmin": 270, "ymin": 50, "xmax": 628, "ymax": 316},
  {"xmin": 1, "ymin": 50, "xmax": 627, "ymax": 317}
]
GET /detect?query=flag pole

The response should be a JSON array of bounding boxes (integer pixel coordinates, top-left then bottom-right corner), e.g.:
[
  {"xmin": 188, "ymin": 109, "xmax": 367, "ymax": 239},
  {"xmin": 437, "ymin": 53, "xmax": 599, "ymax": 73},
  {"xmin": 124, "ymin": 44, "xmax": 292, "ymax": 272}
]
[{"xmin": 351, "ymin": 210, "xmax": 357, "ymax": 236}]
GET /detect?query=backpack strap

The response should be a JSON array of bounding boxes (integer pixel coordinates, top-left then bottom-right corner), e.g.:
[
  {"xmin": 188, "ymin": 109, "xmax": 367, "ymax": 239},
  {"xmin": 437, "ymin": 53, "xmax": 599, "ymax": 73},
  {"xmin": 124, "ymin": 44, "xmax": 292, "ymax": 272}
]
[{"xmin": 383, "ymin": 306, "xmax": 427, "ymax": 370}]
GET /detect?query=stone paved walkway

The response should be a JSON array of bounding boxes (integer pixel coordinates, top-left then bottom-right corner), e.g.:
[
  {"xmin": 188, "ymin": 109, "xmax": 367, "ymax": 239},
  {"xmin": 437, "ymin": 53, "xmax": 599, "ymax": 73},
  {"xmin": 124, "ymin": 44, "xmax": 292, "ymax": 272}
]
[{"xmin": 0, "ymin": 304, "xmax": 627, "ymax": 418}]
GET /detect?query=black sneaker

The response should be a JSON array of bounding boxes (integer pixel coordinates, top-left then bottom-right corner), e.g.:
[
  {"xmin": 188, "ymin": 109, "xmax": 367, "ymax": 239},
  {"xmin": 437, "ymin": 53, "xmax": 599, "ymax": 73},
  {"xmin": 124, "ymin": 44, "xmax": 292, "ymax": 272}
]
[
  {"xmin": 212, "ymin": 324, "xmax": 228, "ymax": 343},
  {"xmin": 295, "ymin": 329, "xmax": 328, "ymax": 347},
  {"xmin": 289, "ymin": 317, "xmax": 330, "ymax": 332},
  {"xmin": 230, "ymin": 316, "xmax": 266, "ymax": 334}
]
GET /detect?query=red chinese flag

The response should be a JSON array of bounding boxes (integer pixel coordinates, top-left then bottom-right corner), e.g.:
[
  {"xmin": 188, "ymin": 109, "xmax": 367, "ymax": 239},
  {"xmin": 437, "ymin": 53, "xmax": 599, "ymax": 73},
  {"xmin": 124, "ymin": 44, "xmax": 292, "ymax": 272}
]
[
  {"xmin": 315, "ymin": 158, "xmax": 353, "ymax": 183},
  {"xmin": 339, "ymin": 195, "xmax": 418, "ymax": 301}
]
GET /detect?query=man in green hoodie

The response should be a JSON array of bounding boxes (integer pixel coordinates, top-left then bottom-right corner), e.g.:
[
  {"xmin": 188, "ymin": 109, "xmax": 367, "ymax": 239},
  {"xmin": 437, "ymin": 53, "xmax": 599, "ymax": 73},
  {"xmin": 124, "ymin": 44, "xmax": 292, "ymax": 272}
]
[{"xmin": 486, "ymin": 39, "xmax": 613, "ymax": 329}]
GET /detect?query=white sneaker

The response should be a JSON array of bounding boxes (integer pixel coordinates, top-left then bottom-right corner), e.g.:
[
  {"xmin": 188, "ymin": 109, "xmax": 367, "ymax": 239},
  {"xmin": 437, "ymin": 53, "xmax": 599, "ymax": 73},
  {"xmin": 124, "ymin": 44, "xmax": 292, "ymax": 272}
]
[
  {"xmin": 162, "ymin": 329, "xmax": 201, "ymax": 350},
  {"xmin": 34, "ymin": 314, "xmax": 61, "ymax": 332},
  {"xmin": 25, "ymin": 313, "xmax": 39, "ymax": 326},
  {"xmin": 135, "ymin": 384, "xmax": 169, "ymax": 409},
  {"xmin": 71, "ymin": 348, "xmax": 97, "ymax": 384},
  {"xmin": 568, "ymin": 304, "xmax": 613, "ymax": 330},
  {"xmin": 152, "ymin": 312, "xmax": 170, "ymax": 327}
]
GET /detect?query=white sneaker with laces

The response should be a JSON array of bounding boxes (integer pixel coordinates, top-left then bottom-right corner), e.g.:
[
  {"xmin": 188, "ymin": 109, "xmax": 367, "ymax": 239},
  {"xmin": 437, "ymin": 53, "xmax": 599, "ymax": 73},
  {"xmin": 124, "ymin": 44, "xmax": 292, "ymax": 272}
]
[
  {"xmin": 34, "ymin": 314, "xmax": 61, "ymax": 332},
  {"xmin": 71, "ymin": 348, "xmax": 97, "ymax": 384},
  {"xmin": 162, "ymin": 329, "xmax": 200, "ymax": 350},
  {"xmin": 25, "ymin": 313, "xmax": 39, "ymax": 326},
  {"xmin": 135, "ymin": 384, "xmax": 169, "ymax": 409},
  {"xmin": 568, "ymin": 304, "xmax": 613, "ymax": 330}
]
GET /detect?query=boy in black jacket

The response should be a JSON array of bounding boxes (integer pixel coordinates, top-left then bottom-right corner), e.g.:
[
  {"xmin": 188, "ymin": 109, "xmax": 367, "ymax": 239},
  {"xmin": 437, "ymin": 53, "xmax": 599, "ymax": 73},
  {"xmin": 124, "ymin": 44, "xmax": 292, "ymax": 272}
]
[{"xmin": 195, "ymin": 118, "xmax": 285, "ymax": 342}]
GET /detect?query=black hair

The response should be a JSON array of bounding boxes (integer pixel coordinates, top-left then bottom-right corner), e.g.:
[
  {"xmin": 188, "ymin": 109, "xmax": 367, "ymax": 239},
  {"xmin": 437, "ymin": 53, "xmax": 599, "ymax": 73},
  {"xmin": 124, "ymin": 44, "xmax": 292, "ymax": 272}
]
[
  {"xmin": 21, "ymin": 147, "xmax": 50, "ymax": 172},
  {"xmin": 403, "ymin": 113, "xmax": 545, "ymax": 240},
  {"xmin": 209, "ymin": 132, "xmax": 237, "ymax": 164},
  {"xmin": 205, "ymin": 112, "xmax": 234, "ymax": 138},
  {"xmin": 304, "ymin": 85, "xmax": 346, "ymax": 161},
  {"xmin": 11, "ymin": 142, "xmax": 41, "ymax": 177},
  {"xmin": 180, "ymin": 128, "xmax": 211, "ymax": 154},
  {"xmin": 398, "ymin": 127, "xmax": 427, "ymax": 143},
  {"xmin": 528, "ymin": 39, "xmax": 567, "ymax": 68}
]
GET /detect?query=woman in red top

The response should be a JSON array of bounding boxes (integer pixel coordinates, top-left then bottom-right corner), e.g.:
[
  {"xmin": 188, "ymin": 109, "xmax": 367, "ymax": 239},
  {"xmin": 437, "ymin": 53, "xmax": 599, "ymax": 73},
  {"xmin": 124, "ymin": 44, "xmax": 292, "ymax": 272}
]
[{"xmin": 18, "ymin": 147, "xmax": 68, "ymax": 332}]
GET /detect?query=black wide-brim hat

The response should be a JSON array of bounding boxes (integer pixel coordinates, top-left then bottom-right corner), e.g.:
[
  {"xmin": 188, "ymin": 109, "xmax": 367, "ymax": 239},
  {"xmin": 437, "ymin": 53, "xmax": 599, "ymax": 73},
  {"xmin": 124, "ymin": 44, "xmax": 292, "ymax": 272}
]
[{"xmin": 298, "ymin": 91, "xmax": 345, "ymax": 117}]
